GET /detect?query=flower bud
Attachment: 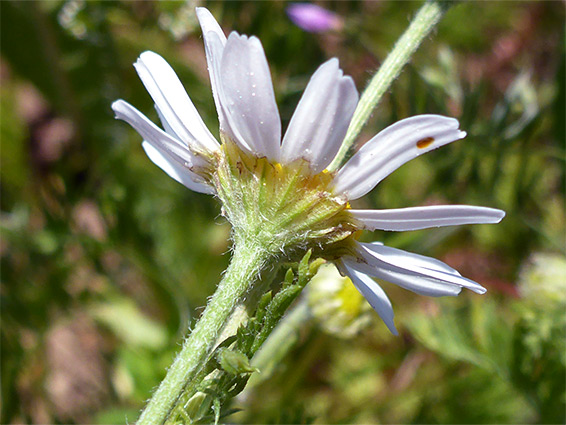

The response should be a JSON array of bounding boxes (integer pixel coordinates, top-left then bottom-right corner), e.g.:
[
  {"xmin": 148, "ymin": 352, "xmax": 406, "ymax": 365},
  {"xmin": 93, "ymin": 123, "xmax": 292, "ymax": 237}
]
[
  {"xmin": 307, "ymin": 263, "xmax": 372, "ymax": 338},
  {"xmin": 184, "ymin": 391, "xmax": 211, "ymax": 422},
  {"xmin": 519, "ymin": 253, "xmax": 566, "ymax": 307},
  {"xmin": 217, "ymin": 348, "xmax": 258, "ymax": 375}
]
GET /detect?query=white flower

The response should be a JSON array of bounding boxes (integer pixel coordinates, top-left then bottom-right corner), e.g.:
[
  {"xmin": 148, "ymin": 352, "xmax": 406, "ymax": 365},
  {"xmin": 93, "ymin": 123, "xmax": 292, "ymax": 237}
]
[{"xmin": 112, "ymin": 7, "xmax": 505, "ymax": 335}]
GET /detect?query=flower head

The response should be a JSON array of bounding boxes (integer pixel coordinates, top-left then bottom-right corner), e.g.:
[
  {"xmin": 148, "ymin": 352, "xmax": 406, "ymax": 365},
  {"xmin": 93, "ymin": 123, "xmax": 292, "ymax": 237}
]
[
  {"xmin": 286, "ymin": 3, "xmax": 344, "ymax": 33},
  {"xmin": 112, "ymin": 7, "xmax": 505, "ymax": 335},
  {"xmin": 308, "ymin": 263, "xmax": 373, "ymax": 338}
]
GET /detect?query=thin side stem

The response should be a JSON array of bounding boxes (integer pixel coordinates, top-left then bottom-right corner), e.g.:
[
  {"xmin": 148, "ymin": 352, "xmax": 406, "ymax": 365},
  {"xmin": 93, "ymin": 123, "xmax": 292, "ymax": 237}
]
[
  {"xmin": 137, "ymin": 241, "xmax": 271, "ymax": 425},
  {"xmin": 248, "ymin": 299, "xmax": 311, "ymax": 388},
  {"xmin": 328, "ymin": 0, "xmax": 452, "ymax": 171}
]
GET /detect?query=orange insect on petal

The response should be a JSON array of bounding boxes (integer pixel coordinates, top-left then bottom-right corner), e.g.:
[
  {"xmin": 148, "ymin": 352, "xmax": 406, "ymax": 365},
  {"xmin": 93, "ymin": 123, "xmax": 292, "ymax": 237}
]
[{"xmin": 416, "ymin": 137, "xmax": 434, "ymax": 149}]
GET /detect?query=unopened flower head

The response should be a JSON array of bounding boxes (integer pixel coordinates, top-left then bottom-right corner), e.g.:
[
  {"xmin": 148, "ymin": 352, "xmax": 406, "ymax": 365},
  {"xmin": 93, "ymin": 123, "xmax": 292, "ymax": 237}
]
[
  {"xmin": 308, "ymin": 263, "xmax": 372, "ymax": 338},
  {"xmin": 112, "ymin": 7, "xmax": 505, "ymax": 335}
]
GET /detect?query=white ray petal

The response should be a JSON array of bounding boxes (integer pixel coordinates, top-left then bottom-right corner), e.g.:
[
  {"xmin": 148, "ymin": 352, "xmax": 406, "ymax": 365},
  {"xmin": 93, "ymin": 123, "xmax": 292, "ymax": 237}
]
[
  {"xmin": 350, "ymin": 205, "xmax": 506, "ymax": 231},
  {"xmin": 196, "ymin": 7, "xmax": 228, "ymax": 128},
  {"xmin": 339, "ymin": 262, "xmax": 398, "ymax": 335},
  {"xmin": 343, "ymin": 255, "xmax": 462, "ymax": 298},
  {"xmin": 112, "ymin": 100, "xmax": 205, "ymax": 168},
  {"xmin": 281, "ymin": 58, "xmax": 358, "ymax": 173},
  {"xmin": 142, "ymin": 142, "xmax": 214, "ymax": 194},
  {"xmin": 134, "ymin": 51, "xmax": 219, "ymax": 154},
  {"xmin": 346, "ymin": 242, "xmax": 486, "ymax": 297},
  {"xmin": 196, "ymin": 7, "xmax": 227, "ymax": 45},
  {"xmin": 219, "ymin": 32, "xmax": 282, "ymax": 161},
  {"xmin": 155, "ymin": 104, "xmax": 179, "ymax": 139},
  {"xmin": 334, "ymin": 115, "xmax": 466, "ymax": 200},
  {"xmin": 362, "ymin": 242, "xmax": 464, "ymax": 276}
]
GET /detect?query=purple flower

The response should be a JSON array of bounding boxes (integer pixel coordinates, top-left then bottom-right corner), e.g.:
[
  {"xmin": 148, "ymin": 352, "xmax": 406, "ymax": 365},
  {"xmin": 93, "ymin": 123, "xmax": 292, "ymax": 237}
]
[{"xmin": 287, "ymin": 3, "xmax": 343, "ymax": 33}]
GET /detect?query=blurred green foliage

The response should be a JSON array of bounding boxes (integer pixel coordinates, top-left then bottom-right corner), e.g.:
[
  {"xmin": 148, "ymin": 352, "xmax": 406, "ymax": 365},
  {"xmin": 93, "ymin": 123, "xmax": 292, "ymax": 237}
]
[{"xmin": 1, "ymin": 1, "xmax": 564, "ymax": 424}]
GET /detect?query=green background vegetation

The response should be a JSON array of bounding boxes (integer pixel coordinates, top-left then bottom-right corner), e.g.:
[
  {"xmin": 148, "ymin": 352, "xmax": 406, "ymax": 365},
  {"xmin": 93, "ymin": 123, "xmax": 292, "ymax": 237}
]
[{"xmin": 1, "ymin": 1, "xmax": 564, "ymax": 423}]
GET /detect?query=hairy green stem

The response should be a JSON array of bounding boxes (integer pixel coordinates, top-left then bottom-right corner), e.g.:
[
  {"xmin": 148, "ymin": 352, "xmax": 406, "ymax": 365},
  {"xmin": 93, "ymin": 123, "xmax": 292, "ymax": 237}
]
[
  {"xmin": 328, "ymin": 0, "xmax": 452, "ymax": 171},
  {"xmin": 137, "ymin": 240, "xmax": 271, "ymax": 425}
]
